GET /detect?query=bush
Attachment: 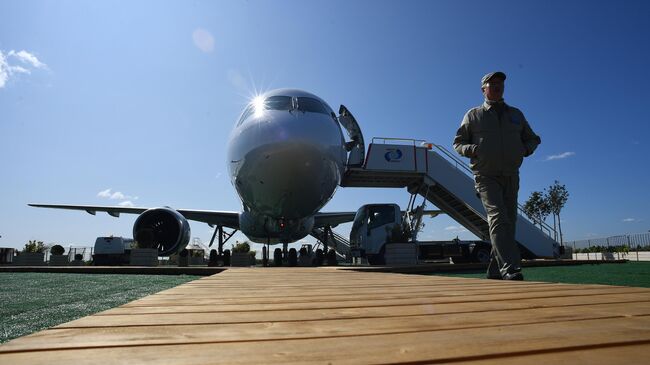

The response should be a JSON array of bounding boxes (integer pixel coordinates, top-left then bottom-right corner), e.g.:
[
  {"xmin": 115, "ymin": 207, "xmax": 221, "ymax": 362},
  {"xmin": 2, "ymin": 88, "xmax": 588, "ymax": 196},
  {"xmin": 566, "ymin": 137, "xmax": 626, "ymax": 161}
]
[
  {"xmin": 23, "ymin": 240, "xmax": 46, "ymax": 253},
  {"xmin": 50, "ymin": 245, "xmax": 65, "ymax": 256},
  {"xmin": 574, "ymin": 245, "xmax": 631, "ymax": 254},
  {"xmin": 232, "ymin": 241, "xmax": 251, "ymax": 253}
]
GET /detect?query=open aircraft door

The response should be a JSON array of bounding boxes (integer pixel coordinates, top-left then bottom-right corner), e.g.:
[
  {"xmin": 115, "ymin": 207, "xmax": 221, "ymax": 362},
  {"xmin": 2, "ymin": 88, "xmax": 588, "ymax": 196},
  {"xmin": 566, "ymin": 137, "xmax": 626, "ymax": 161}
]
[{"xmin": 338, "ymin": 105, "xmax": 365, "ymax": 167}]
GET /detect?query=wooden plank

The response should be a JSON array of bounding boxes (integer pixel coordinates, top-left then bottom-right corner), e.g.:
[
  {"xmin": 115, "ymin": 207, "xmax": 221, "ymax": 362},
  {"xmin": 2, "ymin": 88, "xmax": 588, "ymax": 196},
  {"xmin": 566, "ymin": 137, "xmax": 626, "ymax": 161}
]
[
  {"xmin": 98, "ymin": 291, "xmax": 650, "ymax": 315},
  {"xmin": 121, "ymin": 286, "xmax": 648, "ymax": 307},
  {"xmin": 51, "ymin": 297, "xmax": 650, "ymax": 328},
  {"xmin": 2, "ymin": 301, "xmax": 649, "ymax": 352},
  {"xmin": 452, "ymin": 343, "xmax": 650, "ymax": 365},
  {"xmin": 2, "ymin": 317, "xmax": 649, "ymax": 364}
]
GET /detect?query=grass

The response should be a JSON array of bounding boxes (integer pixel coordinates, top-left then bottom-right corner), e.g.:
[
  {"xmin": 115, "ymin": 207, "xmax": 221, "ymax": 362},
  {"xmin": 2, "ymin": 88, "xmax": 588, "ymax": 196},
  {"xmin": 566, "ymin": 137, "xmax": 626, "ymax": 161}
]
[
  {"xmin": 432, "ymin": 261, "xmax": 650, "ymax": 287},
  {"xmin": 0, "ymin": 273, "xmax": 199, "ymax": 344}
]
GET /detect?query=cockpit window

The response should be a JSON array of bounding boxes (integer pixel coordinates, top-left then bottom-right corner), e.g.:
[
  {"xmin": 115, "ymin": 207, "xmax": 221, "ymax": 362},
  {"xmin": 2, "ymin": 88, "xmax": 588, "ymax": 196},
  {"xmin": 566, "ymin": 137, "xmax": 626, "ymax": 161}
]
[
  {"xmin": 297, "ymin": 97, "xmax": 329, "ymax": 115},
  {"xmin": 237, "ymin": 95, "xmax": 331, "ymax": 126},
  {"xmin": 265, "ymin": 96, "xmax": 293, "ymax": 110}
]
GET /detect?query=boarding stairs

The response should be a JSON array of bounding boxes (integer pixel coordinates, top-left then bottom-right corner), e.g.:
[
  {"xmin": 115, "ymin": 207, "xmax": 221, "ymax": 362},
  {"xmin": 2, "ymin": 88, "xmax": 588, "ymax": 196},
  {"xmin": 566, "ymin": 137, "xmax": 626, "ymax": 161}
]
[
  {"xmin": 340, "ymin": 138, "xmax": 561, "ymax": 259},
  {"xmin": 311, "ymin": 227, "xmax": 352, "ymax": 262}
]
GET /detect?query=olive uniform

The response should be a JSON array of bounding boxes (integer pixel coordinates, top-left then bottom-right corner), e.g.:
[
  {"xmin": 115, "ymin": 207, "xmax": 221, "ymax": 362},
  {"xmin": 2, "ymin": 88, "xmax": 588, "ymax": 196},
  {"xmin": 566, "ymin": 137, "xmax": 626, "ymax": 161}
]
[{"xmin": 453, "ymin": 72, "xmax": 540, "ymax": 279}]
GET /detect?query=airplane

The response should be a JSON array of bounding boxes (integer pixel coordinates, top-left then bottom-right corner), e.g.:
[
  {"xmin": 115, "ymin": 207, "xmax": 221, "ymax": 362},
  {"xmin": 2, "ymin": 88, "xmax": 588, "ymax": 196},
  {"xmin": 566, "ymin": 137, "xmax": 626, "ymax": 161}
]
[{"xmin": 29, "ymin": 88, "xmax": 367, "ymax": 262}]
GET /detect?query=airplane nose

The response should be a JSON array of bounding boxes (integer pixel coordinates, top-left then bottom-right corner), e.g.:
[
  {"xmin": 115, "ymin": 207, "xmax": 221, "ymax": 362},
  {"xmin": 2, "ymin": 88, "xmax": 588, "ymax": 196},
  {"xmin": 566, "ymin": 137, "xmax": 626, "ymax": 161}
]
[
  {"xmin": 236, "ymin": 141, "xmax": 340, "ymax": 219},
  {"xmin": 230, "ymin": 113, "xmax": 345, "ymax": 219}
]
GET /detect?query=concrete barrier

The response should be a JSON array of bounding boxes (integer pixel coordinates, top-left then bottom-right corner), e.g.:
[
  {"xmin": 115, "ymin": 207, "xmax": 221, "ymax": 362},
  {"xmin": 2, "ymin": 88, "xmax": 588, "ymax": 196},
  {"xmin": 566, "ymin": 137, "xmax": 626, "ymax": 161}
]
[
  {"xmin": 13, "ymin": 253, "xmax": 46, "ymax": 266},
  {"xmin": 230, "ymin": 252, "xmax": 253, "ymax": 267},
  {"xmin": 385, "ymin": 243, "xmax": 418, "ymax": 266},
  {"xmin": 129, "ymin": 249, "xmax": 159, "ymax": 266},
  {"xmin": 48, "ymin": 256, "xmax": 70, "ymax": 266}
]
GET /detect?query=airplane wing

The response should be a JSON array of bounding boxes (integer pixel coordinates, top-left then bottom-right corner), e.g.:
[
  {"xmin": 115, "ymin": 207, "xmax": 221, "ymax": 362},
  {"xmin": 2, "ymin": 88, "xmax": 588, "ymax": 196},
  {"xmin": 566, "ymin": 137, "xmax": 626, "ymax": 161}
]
[
  {"xmin": 313, "ymin": 211, "xmax": 357, "ymax": 228},
  {"xmin": 28, "ymin": 204, "xmax": 240, "ymax": 228}
]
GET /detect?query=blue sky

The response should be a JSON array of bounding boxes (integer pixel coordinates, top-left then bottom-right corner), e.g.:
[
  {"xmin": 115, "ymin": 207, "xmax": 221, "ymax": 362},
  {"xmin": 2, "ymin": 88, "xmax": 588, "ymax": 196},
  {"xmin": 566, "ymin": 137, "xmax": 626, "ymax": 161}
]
[{"xmin": 1, "ymin": 0, "xmax": 649, "ymax": 253}]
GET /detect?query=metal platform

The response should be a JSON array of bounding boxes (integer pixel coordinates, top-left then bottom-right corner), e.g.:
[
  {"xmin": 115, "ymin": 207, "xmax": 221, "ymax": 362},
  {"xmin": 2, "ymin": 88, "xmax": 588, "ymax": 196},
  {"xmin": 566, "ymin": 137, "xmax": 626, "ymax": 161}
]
[
  {"xmin": 341, "ymin": 141, "xmax": 561, "ymax": 259},
  {"xmin": 1, "ymin": 268, "xmax": 649, "ymax": 364}
]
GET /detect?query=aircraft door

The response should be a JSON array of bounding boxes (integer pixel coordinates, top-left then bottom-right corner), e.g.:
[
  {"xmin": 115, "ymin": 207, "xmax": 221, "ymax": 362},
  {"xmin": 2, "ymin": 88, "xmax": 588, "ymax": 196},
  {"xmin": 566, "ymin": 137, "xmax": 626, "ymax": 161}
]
[{"xmin": 338, "ymin": 105, "xmax": 365, "ymax": 167}]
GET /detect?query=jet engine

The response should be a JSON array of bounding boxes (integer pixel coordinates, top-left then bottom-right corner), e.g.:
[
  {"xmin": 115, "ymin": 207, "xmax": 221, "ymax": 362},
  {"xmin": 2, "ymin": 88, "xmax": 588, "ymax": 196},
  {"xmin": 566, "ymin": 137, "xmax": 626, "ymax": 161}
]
[{"xmin": 133, "ymin": 207, "xmax": 191, "ymax": 256}]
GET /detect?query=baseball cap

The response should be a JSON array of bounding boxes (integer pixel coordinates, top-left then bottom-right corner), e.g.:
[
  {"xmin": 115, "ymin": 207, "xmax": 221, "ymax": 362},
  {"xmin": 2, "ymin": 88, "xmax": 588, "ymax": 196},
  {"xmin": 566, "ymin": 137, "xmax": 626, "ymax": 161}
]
[{"xmin": 481, "ymin": 71, "xmax": 506, "ymax": 86}]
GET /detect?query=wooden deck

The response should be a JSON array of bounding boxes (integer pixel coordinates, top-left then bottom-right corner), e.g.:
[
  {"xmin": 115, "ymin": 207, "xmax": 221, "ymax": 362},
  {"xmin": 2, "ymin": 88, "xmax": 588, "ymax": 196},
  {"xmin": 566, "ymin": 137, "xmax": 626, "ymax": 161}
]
[{"xmin": 1, "ymin": 268, "xmax": 650, "ymax": 364}]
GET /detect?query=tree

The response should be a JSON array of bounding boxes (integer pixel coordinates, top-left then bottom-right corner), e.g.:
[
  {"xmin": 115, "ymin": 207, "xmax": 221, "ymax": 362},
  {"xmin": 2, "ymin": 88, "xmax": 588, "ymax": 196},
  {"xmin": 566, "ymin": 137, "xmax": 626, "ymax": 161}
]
[
  {"xmin": 50, "ymin": 244, "xmax": 65, "ymax": 256},
  {"xmin": 546, "ymin": 180, "xmax": 569, "ymax": 244},
  {"xmin": 522, "ymin": 191, "xmax": 550, "ymax": 229},
  {"xmin": 23, "ymin": 240, "xmax": 46, "ymax": 253}
]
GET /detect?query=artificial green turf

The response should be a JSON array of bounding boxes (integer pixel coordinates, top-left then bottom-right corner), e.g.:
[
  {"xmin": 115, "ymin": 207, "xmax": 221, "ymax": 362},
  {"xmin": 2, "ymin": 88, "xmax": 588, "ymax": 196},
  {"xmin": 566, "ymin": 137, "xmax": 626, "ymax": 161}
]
[
  {"xmin": 0, "ymin": 273, "xmax": 199, "ymax": 344},
  {"xmin": 433, "ymin": 261, "xmax": 650, "ymax": 287}
]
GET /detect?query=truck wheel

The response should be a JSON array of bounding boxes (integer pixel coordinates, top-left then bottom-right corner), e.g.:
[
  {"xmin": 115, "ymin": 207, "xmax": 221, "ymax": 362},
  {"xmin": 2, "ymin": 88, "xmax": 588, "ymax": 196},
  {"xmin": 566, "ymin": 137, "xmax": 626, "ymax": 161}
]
[
  {"xmin": 288, "ymin": 248, "xmax": 298, "ymax": 267},
  {"xmin": 326, "ymin": 249, "xmax": 337, "ymax": 266},
  {"xmin": 472, "ymin": 246, "xmax": 491, "ymax": 264},
  {"xmin": 367, "ymin": 245, "xmax": 386, "ymax": 265},
  {"xmin": 273, "ymin": 248, "xmax": 283, "ymax": 266}
]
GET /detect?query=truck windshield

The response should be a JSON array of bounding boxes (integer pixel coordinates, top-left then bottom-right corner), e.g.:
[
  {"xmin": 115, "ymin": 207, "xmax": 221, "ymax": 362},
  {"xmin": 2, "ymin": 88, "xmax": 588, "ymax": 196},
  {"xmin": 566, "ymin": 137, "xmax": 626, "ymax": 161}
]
[{"xmin": 368, "ymin": 205, "xmax": 395, "ymax": 229}]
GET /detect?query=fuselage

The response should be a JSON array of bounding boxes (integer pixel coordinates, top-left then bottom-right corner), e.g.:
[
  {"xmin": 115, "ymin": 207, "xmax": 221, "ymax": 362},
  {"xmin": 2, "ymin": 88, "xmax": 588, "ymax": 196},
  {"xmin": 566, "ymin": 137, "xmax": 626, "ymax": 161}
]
[{"xmin": 227, "ymin": 89, "xmax": 347, "ymax": 243}]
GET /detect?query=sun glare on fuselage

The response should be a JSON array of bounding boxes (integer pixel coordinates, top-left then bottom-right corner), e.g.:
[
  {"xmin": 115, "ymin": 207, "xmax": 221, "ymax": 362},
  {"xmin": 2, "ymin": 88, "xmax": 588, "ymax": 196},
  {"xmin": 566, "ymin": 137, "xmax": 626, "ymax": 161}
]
[{"xmin": 253, "ymin": 95, "xmax": 266, "ymax": 117}]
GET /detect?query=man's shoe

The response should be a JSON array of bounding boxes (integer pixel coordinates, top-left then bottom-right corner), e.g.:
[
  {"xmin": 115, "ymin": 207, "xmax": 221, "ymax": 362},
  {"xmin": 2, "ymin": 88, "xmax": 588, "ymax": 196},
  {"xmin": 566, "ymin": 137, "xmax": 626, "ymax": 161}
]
[
  {"xmin": 486, "ymin": 275, "xmax": 503, "ymax": 280},
  {"xmin": 503, "ymin": 272, "xmax": 524, "ymax": 281}
]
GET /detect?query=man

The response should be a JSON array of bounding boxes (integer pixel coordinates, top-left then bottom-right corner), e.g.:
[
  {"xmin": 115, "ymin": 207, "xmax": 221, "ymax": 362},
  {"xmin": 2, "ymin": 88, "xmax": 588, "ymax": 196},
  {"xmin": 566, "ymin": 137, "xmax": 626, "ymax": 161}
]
[{"xmin": 453, "ymin": 71, "xmax": 541, "ymax": 280}]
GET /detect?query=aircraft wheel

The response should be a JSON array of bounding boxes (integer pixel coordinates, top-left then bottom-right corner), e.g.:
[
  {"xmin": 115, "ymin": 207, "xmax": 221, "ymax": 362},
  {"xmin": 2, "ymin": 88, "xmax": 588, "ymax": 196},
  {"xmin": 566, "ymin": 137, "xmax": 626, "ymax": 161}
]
[
  {"xmin": 315, "ymin": 249, "xmax": 324, "ymax": 266},
  {"xmin": 223, "ymin": 250, "xmax": 231, "ymax": 266},
  {"xmin": 288, "ymin": 248, "xmax": 298, "ymax": 266},
  {"xmin": 273, "ymin": 248, "xmax": 283, "ymax": 266}
]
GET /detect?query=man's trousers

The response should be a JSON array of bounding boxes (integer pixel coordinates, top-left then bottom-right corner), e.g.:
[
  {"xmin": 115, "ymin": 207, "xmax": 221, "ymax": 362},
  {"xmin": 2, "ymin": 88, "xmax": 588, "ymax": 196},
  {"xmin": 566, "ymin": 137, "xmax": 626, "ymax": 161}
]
[{"xmin": 474, "ymin": 174, "xmax": 522, "ymax": 278}]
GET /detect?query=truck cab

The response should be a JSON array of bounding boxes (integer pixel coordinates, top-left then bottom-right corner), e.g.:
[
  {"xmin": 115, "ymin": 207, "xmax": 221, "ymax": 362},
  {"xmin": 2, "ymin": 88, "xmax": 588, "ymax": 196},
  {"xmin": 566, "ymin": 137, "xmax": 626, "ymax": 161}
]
[
  {"xmin": 350, "ymin": 203, "xmax": 404, "ymax": 264},
  {"xmin": 350, "ymin": 203, "xmax": 493, "ymax": 265}
]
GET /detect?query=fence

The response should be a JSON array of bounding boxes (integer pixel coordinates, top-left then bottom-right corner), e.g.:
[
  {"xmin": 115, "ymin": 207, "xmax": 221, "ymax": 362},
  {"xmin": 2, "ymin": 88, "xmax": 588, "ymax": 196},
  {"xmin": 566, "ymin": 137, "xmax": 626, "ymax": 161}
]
[
  {"xmin": 44, "ymin": 246, "xmax": 94, "ymax": 263},
  {"xmin": 567, "ymin": 232, "xmax": 650, "ymax": 261}
]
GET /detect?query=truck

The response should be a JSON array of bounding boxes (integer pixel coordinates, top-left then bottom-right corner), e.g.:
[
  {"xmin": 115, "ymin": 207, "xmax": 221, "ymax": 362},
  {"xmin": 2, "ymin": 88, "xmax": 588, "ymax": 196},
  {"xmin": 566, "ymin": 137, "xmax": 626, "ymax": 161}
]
[
  {"xmin": 92, "ymin": 236, "xmax": 135, "ymax": 265},
  {"xmin": 349, "ymin": 203, "xmax": 493, "ymax": 265}
]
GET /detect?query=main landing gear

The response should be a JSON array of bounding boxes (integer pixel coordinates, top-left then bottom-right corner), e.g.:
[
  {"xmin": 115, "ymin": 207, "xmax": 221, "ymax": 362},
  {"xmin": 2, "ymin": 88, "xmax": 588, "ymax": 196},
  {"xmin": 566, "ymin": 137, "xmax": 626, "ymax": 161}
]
[{"xmin": 207, "ymin": 225, "xmax": 238, "ymax": 266}]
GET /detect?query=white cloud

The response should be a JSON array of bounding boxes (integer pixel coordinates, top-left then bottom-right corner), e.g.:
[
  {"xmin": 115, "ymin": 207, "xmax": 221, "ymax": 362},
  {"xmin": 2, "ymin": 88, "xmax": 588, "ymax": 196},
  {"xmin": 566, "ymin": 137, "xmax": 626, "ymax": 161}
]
[
  {"xmin": 0, "ymin": 49, "xmax": 48, "ymax": 89},
  {"xmin": 192, "ymin": 28, "xmax": 215, "ymax": 53},
  {"xmin": 8, "ymin": 50, "xmax": 47, "ymax": 69},
  {"xmin": 622, "ymin": 218, "xmax": 641, "ymax": 223},
  {"xmin": 118, "ymin": 201, "xmax": 135, "ymax": 207},
  {"xmin": 110, "ymin": 191, "xmax": 125, "ymax": 200},
  {"xmin": 545, "ymin": 152, "xmax": 575, "ymax": 161},
  {"xmin": 444, "ymin": 225, "xmax": 468, "ymax": 233},
  {"xmin": 10, "ymin": 65, "xmax": 30, "ymax": 74},
  {"xmin": 97, "ymin": 188, "xmax": 138, "ymax": 201},
  {"xmin": 97, "ymin": 188, "xmax": 112, "ymax": 198},
  {"xmin": 0, "ymin": 52, "xmax": 8, "ymax": 88}
]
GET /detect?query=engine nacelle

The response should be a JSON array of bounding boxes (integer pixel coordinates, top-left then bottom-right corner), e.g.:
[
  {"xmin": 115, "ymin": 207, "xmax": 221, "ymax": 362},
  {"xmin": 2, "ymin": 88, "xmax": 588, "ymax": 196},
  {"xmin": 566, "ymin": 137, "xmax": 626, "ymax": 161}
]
[{"xmin": 133, "ymin": 207, "xmax": 190, "ymax": 256}]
